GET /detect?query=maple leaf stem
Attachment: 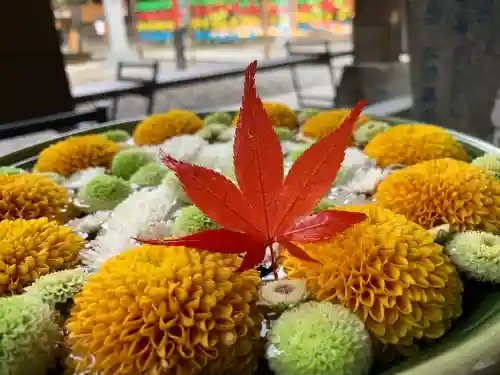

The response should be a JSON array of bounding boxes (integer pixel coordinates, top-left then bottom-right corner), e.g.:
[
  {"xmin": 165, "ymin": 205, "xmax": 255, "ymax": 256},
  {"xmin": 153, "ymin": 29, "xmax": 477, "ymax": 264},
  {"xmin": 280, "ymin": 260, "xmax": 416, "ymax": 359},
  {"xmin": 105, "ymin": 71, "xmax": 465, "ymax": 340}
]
[{"xmin": 270, "ymin": 248, "xmax": 279, "ymax": 281}]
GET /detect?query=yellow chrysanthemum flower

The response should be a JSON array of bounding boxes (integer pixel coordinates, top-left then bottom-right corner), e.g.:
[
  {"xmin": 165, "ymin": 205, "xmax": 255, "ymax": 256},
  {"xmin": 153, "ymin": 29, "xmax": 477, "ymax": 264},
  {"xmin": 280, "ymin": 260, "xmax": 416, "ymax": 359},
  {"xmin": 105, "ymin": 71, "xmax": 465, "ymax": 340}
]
[
  {"xmin": 133, "ymin": 110, "xmax": 204, "ymax": 146},
  {"xmin": 0, "ymin": 174, "xmax": 69, "ymax": 221},
  {"xmin": 302, "ymin": 109, "xmax": 369, "ymax": 139},
  {"xmin": 375, "ymin": 158, "xmax": 500, "ymax": 232},
  {"xmin": 0, "ymin": 218, "xmax": 83, "ymax": 296},
  {"xmin": 364, "ymin": 124, "xmax": 468, "ymax": 167},
  {"xmin": 67, "ymin": 245, "xmax": 262, "ymax": 375},
  {"xmin": 35, "ymin": 135, "xmax": 119, "ymax": 177},
  {"xmin": 282, "ymin": 205, "xmax": 463, "ymax": 349},
  {"xmin": 233, "ymin": 102, "xmax": 298, "ymax": 129}
]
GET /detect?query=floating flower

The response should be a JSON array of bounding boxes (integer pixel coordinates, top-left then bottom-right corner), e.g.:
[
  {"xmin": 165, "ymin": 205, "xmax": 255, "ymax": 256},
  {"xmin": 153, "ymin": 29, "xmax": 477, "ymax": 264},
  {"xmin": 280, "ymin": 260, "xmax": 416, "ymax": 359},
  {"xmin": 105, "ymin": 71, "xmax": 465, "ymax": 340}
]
[
  {"xmin": 283, "ymin": 205, "xmax": 463, "ymax": 348},
  {"xmin": 219, "ymin": 127, "xmax": 236, "ymax": 142},
  {"xmin": 472, "ymin": 154, "xmax": 500, "ymax": 178},
  {"xmin": 302, "ymin": 109, "xmax": 369, "ymax": 139},
  {"xmin": 25, "ymin": 268, "xmax": 88, "ymax": 308},
  {"xmin": 173, "ymin": 205, "xmax": 219, "ymax": 236},
  {"xmin": 77, "ymin": 175, "xmax": 132, "ymax": 212},
  {"xmin": 364, "ymin": 124, "xmax": 468, "ymax": 167},
  {"xmin": 143, "ymin": 134, "xmax": 208, "ymax": 164},
  {"xmin": 0, "ymin": 294, "xmax": 61, "ymax": 375},
  {"xmin": 274, "ymin": 127, "xmax": 295, "ymax": 141},
  {"xmin": 375, "ymin": 158, "xmax": 500, "ymax": 231},
  {"xmin": 99, "ymin": 129, "xmax": 131, "ymax": 142},
  {"xmin": 0, "ymin": 174, "xmax": 69, "ymax": 221},
  {"xmin": 64, "ymin": 167, "xmax": 107, "ymax": 190},
  {"xmin": 233, "ymin": 102, "xmax": 299, "ymax": 129},
  {"xmin": 445, "ymin": 231, "xmax": 500, "ymax": 282},
  {"xmin": 80, "ymin": 186, "xmax": 177, "ymax": 269},
  {"xmin": 204, "ymin": 112, "xmax": 233, "ymax": 126},
  {"xmin": 111, "ymin": 148, "xmax": 154, "ymax": 180},
  {"xmin": 130, "ymin": 162, "xmax": 169, "ymax": 187},
  {"xmin": 36, "ymin": 171, "xmax": 65, "ymax": 185},
  {"xmin": 34, "ymin": 135, "xmax": 119, "ymax": 177},
  {"xmin": 297, "ymin": 108, "xmax": 321, "ymax": 125},
  {"xmin": 133, "ymin": 110, "xmax": 204, "ymax": 146},
  {"xmin": 267, "ymin": 301, "xmax": 372, "ymax": 375},
  {"xmin": 196, "ymin": 123, "xmax": 228, "ymax": 142},
  {"xmin": 67, "ymin": 244, "xmax": 262, "ymax": 375},
  {"xmin": 66, "ymin": 210, "xmax": 111, "ymax": 234},
  {"xmin": 0, "ymin": 166, "xmax": 25, "ymax": 175},
  {"xmin": 354, "ymin": 120, "xmax": 390, "ymax": 145},
  {"xmin": 162, "ymin": 171, "xmax": 191, "ymax": 204},
  {"xmin": 0, "ymin": 218, "xmax": 83, "ymax": 296},
  {"xmin": 258, "ymin": 279, "xmax": 309, "ymax": 312}
]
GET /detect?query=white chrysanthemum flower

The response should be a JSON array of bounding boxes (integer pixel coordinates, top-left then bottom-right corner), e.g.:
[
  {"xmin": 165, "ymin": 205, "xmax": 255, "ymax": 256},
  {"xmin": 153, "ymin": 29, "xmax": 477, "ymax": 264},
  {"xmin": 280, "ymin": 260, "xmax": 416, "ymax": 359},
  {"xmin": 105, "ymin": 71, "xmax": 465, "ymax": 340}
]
[
  {"xmin": 64, "ymin": 167, "xmax": 107, "ymax": 190},
  {"xmin": 80, "ymin": 185, "xmax": 178, "ymax": 269},
  {"xmin": 192, "ymin": 143, "xmax": 234, "ymax": 177},
  {"xmin": 67, "ymin": 211, "xmax": 111, "ymax": 234},
  {"xmin": 143, "ymin": 134, "xmax": 207, "ymax": 164}
]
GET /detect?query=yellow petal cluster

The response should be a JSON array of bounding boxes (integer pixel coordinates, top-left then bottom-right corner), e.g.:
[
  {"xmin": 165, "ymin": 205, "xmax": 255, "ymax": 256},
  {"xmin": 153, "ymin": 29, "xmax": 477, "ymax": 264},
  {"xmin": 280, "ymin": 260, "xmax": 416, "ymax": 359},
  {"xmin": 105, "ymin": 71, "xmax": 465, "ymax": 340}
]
[
  {"xmin": 233, "ymin": 102, "xmax": 298, "ymax": 129},
  {"xmin": 35, "ymin": 135, "xmax": 119, "ymax": 177},
  {"xmin": 282, "ymin": 205, "xmax": 463, "ymax": 349},
  {"xmin": 375, "ymin": 158, "xmax": 500, "ymax": 232},
  {"xmin": 302, "ymin": 109, "xmax": 369, "ymax": 139},
  {"xmin": 0, "ymin": 218, "xmax": 83, "ymax": 296},
  {"xmin": 67, "ymin": 245, "xmax": 262, "ymax": 375},
  {"xmin": 0, "ymin": 174, "xmax": 69, "ymax": 221},
  {"xmin": 133, "ymin": 110, "xmax": 204, "ymax": 145},
  {"xmin": 364, "ymin": 124, "xmax": 468, "ymax": 167}
]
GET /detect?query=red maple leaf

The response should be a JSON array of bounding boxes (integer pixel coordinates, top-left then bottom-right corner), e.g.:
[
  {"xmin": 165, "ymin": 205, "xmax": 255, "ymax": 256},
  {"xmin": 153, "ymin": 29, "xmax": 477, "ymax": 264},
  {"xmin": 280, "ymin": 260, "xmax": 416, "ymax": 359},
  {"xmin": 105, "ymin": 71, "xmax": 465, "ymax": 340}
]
[{"xmin": 137, "ymin": 60, "xmax": 367, "ymax": 273}]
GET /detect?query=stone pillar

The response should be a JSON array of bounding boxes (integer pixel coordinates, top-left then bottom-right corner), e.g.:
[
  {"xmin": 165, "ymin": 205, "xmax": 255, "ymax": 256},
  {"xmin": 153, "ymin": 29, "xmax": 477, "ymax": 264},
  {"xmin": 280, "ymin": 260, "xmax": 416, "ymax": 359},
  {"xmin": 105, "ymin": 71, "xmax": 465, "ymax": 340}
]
[
  {"xmin": 352, "ymin": 0, "xmax": 403, "ymax": 63},
  {"xmin": 335, "ymin": 0, "xmax": 410, "ymax": 108},
  {"xmin": 102, "ymin": 0, "xmax": 135, "ymax": 60},
  {"xmin": 0, "ymin": 0, "xmax": 73, "ymax": 124},
  {"xmin": 407, "ymin": 0, "xmax": 500, "ymax": 139}
]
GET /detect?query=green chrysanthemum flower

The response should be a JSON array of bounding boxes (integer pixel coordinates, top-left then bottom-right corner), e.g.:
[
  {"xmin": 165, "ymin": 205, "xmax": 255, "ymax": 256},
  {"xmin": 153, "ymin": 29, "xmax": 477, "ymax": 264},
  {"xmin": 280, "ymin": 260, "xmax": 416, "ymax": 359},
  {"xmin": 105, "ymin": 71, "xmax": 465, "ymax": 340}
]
[
  {"xmin": 99, "ymin": 129, "xmax": 131, "ymax": 142},
  {"xmin": 111, "ymin": 148, "xmax": 153, "ymax": 180},
  {"xmin": 35, "ymin": 172, "xmax": 65, "ymax": 185},
  {"xmin": 130, "ymin": 162, "xmax": 169, "ymax": 187},
  {"xmin": 472, "ymin": 154, "xmax": 500, "ymax": 178},
  {"xmin": 204, "ymin": 112, "xmax": 233, "ymax": 126},
  {"xmin": 354, "ymin": 120, "xmax": 390, "ymax": 145},
  {"xmin": 298, "ymin": 108, "xmax": 321, "ymax": 125},
  {"xmin": 196, "ymin": 123, "xmax": 228, "ymax": 142},
  {"xmin": 274, "ymin": 127, "xmax": 295, "ymax": 141},
  {"xmin": 445, "ymin": 231, "xmax": 500, "ymax": 282},
  {"xmin": 0, "ymin": 295, "xmax": 61, "ymax": 375},
  {"xmin": 77, "ymin": 175, "xmax": 132, "ymax": 212},
  {"xmin": 25, "ymin": 269, "xmax": 88, "ymax": 309},
  {"xmin": 0, "ymin": 166, "xmax": 25, "ymax": 176},
  {"xmin": 172, "ymin": 205, "xmax": 219, "ymax": 236},
  {"xmin": 162, "ymin": 171, "xmax": 191, "ymax": 204},
  {"xmin": 268, "ymin": 301, "xmax": 372, "ymax": 375}
]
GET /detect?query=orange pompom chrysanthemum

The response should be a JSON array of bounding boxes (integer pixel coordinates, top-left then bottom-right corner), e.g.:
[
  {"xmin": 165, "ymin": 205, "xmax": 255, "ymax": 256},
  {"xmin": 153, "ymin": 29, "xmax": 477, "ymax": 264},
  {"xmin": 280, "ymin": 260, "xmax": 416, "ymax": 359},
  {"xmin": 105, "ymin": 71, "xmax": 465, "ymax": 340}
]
[
  {"xmin": 67, "ymin": 244, "xmax": 262, "ymax": 375},
  {"xmin": 233, "ymin": 102, "xmax": 298, "ymax": 129},
  {"xmin": 364, "ymin": 124, "xmax": 468, "ymax": 167},
  {"xmin": 375, "ymin": 158, "xmax": 500, "ymax": 232},
  {"xmin": 0, "ymin": 174, "xmax": 69, "ymax": 221},
  {"xmin": 0, "ymin": 218, "xmax": 83, "ymax": 296},
  {"xmin": 282, "ymin": 205, "xmax": 463, "ymax": 349},
  {"xmin": 133, "ymin": 110, "xmax": 204, "ymax": 146},
  {"xmin": 35, "ymin": 135, "xmax": 119, "ymax": 177},
  {"xmin": 302, "ymin": 109, "xmax": 369, "ymax": 139}
]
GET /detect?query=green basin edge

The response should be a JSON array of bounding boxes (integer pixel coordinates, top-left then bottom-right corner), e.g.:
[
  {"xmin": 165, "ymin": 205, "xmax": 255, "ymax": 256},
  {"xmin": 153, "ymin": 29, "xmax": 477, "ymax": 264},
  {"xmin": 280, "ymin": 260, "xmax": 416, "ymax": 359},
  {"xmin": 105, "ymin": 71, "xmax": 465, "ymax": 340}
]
[{"xmin": 2, "ymin": 114, "xmax": 500, "ymax": 375}]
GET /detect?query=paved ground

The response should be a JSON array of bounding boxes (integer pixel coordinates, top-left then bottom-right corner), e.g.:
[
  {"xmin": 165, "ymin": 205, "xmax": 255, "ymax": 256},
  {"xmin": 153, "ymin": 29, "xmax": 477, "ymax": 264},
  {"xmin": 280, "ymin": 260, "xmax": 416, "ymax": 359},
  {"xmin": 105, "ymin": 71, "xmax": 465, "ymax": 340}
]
[{"xmin": 68, "ymin": 40, "xmax": 353, "ymax": 119}]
